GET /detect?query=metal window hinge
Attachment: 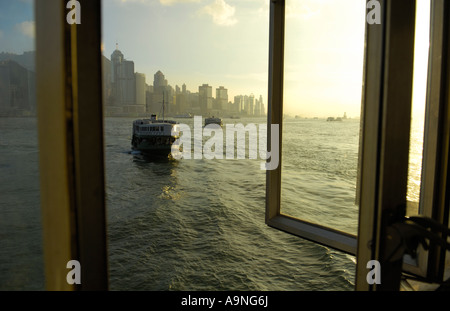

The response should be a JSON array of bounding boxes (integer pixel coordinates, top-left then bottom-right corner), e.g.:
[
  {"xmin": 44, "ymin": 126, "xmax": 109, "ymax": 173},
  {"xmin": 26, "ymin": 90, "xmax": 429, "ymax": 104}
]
[{"xmin": 384, "ymin": 215, "xmax": 450, "ymax": 263}]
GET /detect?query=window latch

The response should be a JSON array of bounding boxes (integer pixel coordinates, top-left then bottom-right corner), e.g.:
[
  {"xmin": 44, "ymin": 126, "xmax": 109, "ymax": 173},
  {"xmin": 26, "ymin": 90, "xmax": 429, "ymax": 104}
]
[{"xmin": 384, "ymin": 215, "xmax": 450, "ymax": 263}]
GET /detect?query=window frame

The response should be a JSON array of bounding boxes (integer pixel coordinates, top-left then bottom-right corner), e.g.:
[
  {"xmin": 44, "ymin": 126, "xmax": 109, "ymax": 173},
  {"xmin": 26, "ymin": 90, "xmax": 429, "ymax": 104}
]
[
  {"xmin": 411, "ymin": 0, "xmax": 450, "ymax": 283},
  {"xmin": 265, "ymin": 0, "xmax": 417, "ymax": 290},
  {"xmin": 265, "ymin": 0, "xmax": 369, "ymax": 257},
  {"xmin": 36, "ymin": 0, "xmax": 108, "ymax": 290},
  {"xmin": 266, "ymin": 0, "xmax": 450, "ymax": 291}
]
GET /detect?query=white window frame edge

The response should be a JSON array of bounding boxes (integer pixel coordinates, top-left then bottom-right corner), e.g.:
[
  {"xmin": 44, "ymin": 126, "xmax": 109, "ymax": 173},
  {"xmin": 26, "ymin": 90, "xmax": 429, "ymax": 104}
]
[{"xmin": 265, "ymin": 0, "xmax": 357, "ymax": 256}]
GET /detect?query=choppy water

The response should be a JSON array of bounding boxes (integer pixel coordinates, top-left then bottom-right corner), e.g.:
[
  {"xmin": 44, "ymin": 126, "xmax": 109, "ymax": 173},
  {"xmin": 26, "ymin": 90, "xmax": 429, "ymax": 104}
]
[
  {"xmin": 105, "ymin": 117, "xmax": 356, "ymax": 291},
  {"xmin": 0, "ymin": 116, "xmax": 423, "ymax": 290},
  {"xmin": 0, "ymin": 118, "xmax": 44, "ymax": 290}
]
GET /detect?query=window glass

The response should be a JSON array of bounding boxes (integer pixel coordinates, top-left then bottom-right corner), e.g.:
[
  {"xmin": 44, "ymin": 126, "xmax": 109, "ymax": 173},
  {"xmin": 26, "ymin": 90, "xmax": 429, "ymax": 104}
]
[
  {"xmin": 280, "ymin": 0, "xmax": 366, "ymax": 235},
  {"xmin": 406, "ymin": 0, "xmax": 431, "ymax": 216},
  {"xmin": 0, "ymin": 0, "xmax": 44, "ymax": 290}
]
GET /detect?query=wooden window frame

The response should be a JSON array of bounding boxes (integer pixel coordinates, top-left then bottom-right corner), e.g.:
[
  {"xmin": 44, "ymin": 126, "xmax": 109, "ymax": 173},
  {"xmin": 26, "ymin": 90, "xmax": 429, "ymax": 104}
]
[
  {"xmin": 265, "ymin": 0, "xmax": 419, "ymax": 290},
  {"xmin": 36, "ymin": 0, "xmax": 107, "ymax": 291}
]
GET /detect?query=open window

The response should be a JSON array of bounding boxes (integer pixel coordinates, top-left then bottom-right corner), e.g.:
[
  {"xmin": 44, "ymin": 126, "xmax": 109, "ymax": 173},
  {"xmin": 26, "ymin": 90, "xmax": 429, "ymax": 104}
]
[
  {"xmin": 266, "ymin": 0, "xmax": 450, "ymax": 291},
  {"xmin": 265, "ymin": 0, "xmax": 366, "ymax": 256}
]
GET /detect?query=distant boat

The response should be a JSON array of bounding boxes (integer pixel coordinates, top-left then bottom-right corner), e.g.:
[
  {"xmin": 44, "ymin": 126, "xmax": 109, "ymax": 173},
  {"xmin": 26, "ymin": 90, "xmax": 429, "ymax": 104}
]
[
  {"xmin": 327, "ymin": 116, "xmax": 343, "ymax": 122},
  {"xmin": 131, "ymin": 96, "xmax": 179, "ymax": 157},
  {"xmin": 205, "ymin": 116, "xmax": 223, "ymax": 127},
  {"xmin": 174, "ymin": 113, "xmax": 193, "ymax": 118}
]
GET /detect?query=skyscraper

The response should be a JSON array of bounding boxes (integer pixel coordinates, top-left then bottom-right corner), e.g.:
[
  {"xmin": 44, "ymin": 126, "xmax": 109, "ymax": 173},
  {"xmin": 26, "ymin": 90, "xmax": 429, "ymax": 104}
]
[
  {"xmin": 199, "ymin": 84, "xmax": 213, "ymax": 114},
  {"xmin": 216, "ymin": 86, "xmax": 228, "ymax": 112},
  {"xmin": 153, "ymin": 70, "xmax": 168, "ymax": 94},
  {"xmin": 0, "ymin": 60, "xmax": 35, "ymax": 116},
  {"xmin": 149, "ymin": 70, "xmax": 173, "ymax": 115},
  {"xmin": 135, "ymin": 72, "xmax": 146, "ymax": 111},
  {"xmin": 249, "ymin": 94, "xmax": 255, "ymax": 116},
  {"xmin": 254, "ymin": 95, "xmax": 263, "ymax": 117},
  {"xmin": 234, "ymin": 95, "xmax": 243, "ymax": 113},
  {"xmin": 110, "ymin": 45, "xmax": 136, "ymax": 108}
]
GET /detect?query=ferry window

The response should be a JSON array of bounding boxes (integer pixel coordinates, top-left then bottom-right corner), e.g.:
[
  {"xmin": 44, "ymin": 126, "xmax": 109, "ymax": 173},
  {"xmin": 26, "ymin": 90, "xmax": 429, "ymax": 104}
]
[
  {"xmin": 267, "ymin": 0, "xmax": 450, "ymax": 290},
  {"xmin": 407, "ymin": 0, "xmax": 450, "ymax": 283},
  {"xmin": 279, "ymin": 0, "xmax": 365, "ymax": 236},
  {"xmin": 406, "ymin": 0, "xmax": 431, "ymax": 217},
  {"xmin": 264, "ymin": 0, "xmax": 366, "ymax": 255},
  {"xmin": 0, "ymin": 0, "xmax": 44, "ymax": 290}
]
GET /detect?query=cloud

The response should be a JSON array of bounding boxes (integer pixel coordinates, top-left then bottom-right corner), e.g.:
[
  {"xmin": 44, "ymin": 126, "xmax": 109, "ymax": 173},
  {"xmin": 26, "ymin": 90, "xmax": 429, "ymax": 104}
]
[
  {"xmin": 200, "ymin": 0, "xmax": 237, "ymax": 26},
  {"xmin": 285, "ymin": 0, "xmax": 333, "ymax": 20},
  {"xmin": 0, "ymin": 30, "xmax": 3, "ymax": 38},
  {"xmin": 16, "ymin": 21, "xmax": 35, "ymax": 39},
  {"xmin": 117, "ymin": 0, "xmax": 201, "ymax": 5},
  {"xmin": 116, "ymin": 0, "xmax": 150, "ymax": 4},
  {"xmin": 160, "ymin": 0, "xmax": 202, "ymax": 5}
]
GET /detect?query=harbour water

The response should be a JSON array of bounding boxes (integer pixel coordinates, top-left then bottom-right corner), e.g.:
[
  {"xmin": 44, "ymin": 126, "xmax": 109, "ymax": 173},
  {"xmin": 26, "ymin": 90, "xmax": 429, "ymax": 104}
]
[{"xmin": 0, "ymin": 116, "xmax": 423, "ymax": 291}]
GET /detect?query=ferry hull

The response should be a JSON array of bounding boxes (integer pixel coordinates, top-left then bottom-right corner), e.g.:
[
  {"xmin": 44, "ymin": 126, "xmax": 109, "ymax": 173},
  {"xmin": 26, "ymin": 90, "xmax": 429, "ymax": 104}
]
[{"xmin": 132, "ymin": 135, "xmax": 176, "ymax": 157}]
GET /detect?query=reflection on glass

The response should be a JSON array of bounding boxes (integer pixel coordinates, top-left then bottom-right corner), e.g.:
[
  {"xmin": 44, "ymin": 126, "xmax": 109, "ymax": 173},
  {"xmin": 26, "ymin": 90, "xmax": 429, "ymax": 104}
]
[
  {"xmin": 280, "ymin": 0, "xmax": 366, "ymax": 235},
  {"xmin": 0, "ymin": 0, "xmax": 44, "ymax": 290},
  {"xmin": 406, "ymin": 0, "xmax": 431, "ymax": 216}
]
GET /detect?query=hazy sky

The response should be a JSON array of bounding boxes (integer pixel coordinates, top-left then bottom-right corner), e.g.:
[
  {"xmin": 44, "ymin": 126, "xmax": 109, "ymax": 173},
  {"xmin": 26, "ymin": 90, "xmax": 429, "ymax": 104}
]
[
  {"xmin": 0, "ymin": 0, "xmax": 430, "ymax": 118},
  {"xmin": 0, "ymin": 0, "xmax": 35, "ymax": 53},
  {"xmin": 101, "ymin": 0, "xmax": 270, "ymax": 109},
  {"xmin": 101, "ymin": 0, "xmax": 368, "ymax": 117}
]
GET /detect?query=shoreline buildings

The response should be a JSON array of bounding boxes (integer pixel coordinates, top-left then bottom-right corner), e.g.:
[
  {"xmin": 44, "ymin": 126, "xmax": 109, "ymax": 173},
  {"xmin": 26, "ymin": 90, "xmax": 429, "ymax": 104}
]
[
  {"xmin": 103, "ymin": 46, "xmax": 266, "ymax": 118},
  {"xmin": 0, "ymin": 52, "xmax": 36, "ymax": 117},
  {"xmin": 0, "ymin": 48, "xmax": 265, "ymax": 118}
]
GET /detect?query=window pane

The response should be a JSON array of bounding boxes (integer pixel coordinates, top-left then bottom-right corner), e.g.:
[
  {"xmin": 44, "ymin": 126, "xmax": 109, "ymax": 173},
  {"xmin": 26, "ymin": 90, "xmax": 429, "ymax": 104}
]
[
  {"xmin": 0, "ymin": 0, "xmax": 44, "ymax": 290},
  {"xmin": 280, "ymin": 0, "xmax": 366, "ymax": 235},
  {"xmin": 406, "ymin": 0, "xmax": 431, "ymax": 216}
]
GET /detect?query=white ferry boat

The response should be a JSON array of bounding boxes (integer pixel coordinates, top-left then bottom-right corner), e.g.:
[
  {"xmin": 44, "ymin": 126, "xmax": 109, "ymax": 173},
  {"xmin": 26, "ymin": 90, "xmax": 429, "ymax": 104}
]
[
  {"xmin": 131, "ymin": 114, "xmax": 179, "ymax": 157},
  {"xmin": 204, "ymin": 116, "xmax": 223, "ymax": 127}
]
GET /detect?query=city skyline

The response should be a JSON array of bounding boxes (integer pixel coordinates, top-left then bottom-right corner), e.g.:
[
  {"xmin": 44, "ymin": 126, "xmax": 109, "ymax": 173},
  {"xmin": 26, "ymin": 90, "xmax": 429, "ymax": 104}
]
[
  {"xmin": 101, "ymin": 0, "xmax": 270, "ymax": 114},
  {"xmin": 103, "ymin": 45, "xmax": 266, "ymax": 117},
  {"xmin": 0, "ymin": 0, "xmax": 431, "ymax": 119}
]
